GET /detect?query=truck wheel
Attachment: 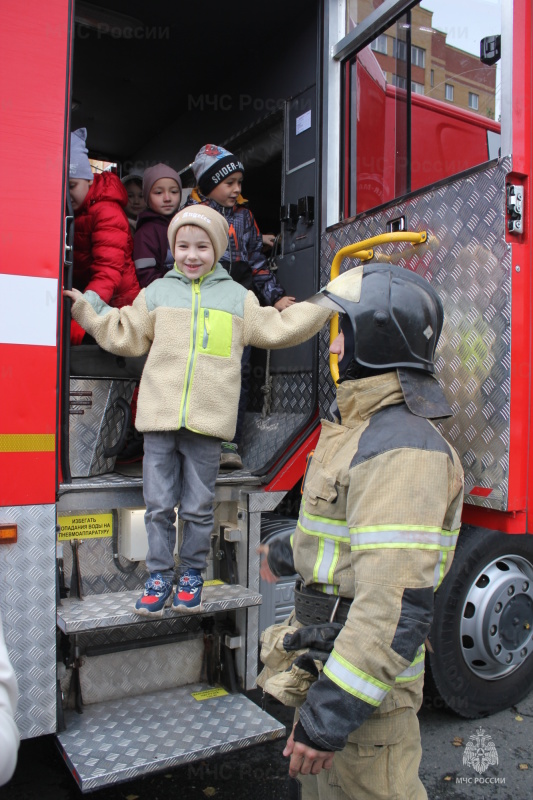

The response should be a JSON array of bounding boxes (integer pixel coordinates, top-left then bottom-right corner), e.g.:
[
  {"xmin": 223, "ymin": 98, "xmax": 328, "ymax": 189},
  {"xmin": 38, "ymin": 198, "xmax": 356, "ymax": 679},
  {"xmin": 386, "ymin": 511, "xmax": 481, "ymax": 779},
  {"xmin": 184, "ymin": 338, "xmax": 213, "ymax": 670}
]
[{"xmin": 426, "ymin": 524, "xmax": 533, "ymax": 718}]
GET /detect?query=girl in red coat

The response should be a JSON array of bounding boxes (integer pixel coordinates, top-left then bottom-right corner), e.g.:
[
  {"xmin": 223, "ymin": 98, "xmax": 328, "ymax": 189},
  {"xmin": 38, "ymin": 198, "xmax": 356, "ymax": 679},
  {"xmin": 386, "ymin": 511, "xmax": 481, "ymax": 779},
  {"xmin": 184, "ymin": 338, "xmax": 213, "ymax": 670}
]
[{"xmin": 68, "ymin": 128, "xmax": 140, "ymax": 344}]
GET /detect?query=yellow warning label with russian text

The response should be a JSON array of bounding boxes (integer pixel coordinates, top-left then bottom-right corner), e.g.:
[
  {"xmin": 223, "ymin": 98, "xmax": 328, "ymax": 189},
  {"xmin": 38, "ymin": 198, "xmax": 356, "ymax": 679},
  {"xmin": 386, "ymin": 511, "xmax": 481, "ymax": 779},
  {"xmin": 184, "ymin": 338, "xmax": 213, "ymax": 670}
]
[
  {"xmin": 57, "ymin": 514, "xmax": 113, "ymax": 540},
  {"xmin": 191, "ymin": 687, "xmax": 229, "ymax": 702}
]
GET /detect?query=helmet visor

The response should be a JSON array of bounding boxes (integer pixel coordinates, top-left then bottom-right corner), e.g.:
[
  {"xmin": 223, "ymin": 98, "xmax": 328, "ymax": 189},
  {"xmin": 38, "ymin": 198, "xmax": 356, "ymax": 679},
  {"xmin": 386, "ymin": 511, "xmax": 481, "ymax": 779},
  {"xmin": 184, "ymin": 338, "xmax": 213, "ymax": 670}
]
[{"xmin": 307, "ymin": 265, "xmax": 364, "ymax": 312}]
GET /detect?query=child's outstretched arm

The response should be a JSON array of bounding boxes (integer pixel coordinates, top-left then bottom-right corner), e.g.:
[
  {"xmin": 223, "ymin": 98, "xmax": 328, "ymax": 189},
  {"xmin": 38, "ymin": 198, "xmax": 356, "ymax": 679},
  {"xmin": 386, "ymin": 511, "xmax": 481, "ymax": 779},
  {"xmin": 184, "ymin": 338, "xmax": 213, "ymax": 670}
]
[
  {"xmin": 243, "ymin": 291, "xmax": 332, "ymax": 350},
  {"xmin": 273, "ymin": 295, "xmax": 296, "ymax": 311},
  {"xmin": 64, "ymin": 288, "xmax": 154, "ymax": 357}
]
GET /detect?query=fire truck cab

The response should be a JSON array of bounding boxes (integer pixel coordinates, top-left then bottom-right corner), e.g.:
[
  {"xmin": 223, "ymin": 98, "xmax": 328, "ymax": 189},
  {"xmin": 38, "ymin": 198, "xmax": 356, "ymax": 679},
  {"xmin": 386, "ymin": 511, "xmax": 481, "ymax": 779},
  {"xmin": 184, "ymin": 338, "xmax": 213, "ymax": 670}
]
[{"xmin": 0, "ymin": 0, "xmax": 532, "ymax": 791}]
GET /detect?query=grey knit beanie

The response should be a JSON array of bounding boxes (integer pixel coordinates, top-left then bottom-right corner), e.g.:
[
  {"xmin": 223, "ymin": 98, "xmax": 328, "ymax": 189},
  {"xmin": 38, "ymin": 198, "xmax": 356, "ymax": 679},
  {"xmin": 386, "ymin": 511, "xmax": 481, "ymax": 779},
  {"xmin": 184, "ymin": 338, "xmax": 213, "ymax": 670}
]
[{"xmin": 69, "ymin": 128, "xmax": 93, "ymax": 181}]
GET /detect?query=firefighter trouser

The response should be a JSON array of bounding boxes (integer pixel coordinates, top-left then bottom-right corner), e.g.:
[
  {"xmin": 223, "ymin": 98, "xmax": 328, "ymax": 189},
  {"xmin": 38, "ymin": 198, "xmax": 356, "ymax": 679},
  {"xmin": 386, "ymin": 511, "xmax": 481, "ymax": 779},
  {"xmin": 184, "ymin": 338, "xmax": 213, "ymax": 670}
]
[{"xmin": 296, "ymin": 706, "xmax": 427, "ymax": 800}]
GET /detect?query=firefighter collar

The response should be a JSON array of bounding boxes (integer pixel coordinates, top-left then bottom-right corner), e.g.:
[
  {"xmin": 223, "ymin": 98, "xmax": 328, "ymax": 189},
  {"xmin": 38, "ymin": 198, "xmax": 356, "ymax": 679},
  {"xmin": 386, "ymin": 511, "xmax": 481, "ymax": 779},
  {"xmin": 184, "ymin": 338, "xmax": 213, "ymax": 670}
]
[{"xmin": 397, "ymin": 368, "xmax": 453, "ymax": 419}]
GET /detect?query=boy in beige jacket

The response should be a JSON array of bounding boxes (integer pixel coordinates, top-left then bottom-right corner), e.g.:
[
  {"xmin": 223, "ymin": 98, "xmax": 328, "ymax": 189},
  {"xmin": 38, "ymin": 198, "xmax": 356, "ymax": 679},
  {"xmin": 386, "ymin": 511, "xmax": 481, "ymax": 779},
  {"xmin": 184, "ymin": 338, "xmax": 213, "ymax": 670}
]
[{"xmin": 65, "ymin": 205, "xmax": 331, "ymax": 615}]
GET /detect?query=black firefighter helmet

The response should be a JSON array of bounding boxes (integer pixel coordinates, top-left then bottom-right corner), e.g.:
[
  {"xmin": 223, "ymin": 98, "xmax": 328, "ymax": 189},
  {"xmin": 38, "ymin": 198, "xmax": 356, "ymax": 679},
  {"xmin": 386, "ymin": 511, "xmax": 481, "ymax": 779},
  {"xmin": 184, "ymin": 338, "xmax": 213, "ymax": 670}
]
[{"xmin": 309, "ymin": 263, "xmax": 452, "ymax": 418}]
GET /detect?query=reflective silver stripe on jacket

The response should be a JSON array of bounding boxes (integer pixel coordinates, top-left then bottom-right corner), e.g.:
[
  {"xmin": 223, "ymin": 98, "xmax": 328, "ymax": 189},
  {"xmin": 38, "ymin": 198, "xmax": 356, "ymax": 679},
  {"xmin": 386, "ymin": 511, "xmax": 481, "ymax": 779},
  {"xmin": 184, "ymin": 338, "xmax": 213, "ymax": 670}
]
[
  {"xmin": 298, "ymin": 500, "xmax": 350, "ymax": 539},
  {"xmin": 134, "ymin": 257, "xmax": 157, "ymax": 269},
  {"xmin": 324, "ymin": 651, "xmax": 389, "ymax": 707},
  {"xmin": 396, "ymin": 646, "xmax": 425, "ymax": 683},
  {"xmin": 298, "ymin": 500, "xmax": 349, "ymax": 591},
  {"xmin": 350, "ymin": 525, "xmax": 459, "ymax": 551}
]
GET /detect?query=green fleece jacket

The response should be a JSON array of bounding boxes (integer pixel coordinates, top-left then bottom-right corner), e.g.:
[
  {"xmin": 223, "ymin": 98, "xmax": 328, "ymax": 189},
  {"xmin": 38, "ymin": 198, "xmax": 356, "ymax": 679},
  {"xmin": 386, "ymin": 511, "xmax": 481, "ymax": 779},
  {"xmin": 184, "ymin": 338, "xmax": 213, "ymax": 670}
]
[{"xmin": 71, "ymin": 263, "xmax": 331, "ymax": 441}]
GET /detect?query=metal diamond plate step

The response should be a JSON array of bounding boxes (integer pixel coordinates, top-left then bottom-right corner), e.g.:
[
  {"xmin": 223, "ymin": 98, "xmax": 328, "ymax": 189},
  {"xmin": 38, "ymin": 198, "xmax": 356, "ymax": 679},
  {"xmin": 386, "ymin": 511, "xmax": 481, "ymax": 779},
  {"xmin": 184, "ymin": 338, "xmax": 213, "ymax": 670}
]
[
  {"xmin": 58, "ymin": 584, "xmax": 262, "ymax": 634},
  {"xmin": 57, "ymin": 683, "xmax": 286, "ymax": 792},
  {"xmin": 57, "ymin": 471, "xmax": 262, "ymax": 512}
]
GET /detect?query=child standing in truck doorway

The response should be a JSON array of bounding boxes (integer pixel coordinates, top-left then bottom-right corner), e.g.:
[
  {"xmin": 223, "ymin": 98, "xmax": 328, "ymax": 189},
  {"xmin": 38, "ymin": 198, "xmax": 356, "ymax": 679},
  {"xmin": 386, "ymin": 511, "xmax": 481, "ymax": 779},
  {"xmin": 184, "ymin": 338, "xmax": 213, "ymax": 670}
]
[
  {"xmin": 122, "ymin": 173, "xmax": 146, "ymax": 236},
  {"xmin": 68, "ymin": 128, "xmax": 140, "ymax": 345},
  {"xmin": 64, "ymin": 206, "xmax": 331, "ymax": 616},
  {"xmin": 186, "ymin": 144, "xmax": 296, "ymax": 470},
  {"xmin": 133, "ymin": 163, "xmax": 182, "ymax": 288}
]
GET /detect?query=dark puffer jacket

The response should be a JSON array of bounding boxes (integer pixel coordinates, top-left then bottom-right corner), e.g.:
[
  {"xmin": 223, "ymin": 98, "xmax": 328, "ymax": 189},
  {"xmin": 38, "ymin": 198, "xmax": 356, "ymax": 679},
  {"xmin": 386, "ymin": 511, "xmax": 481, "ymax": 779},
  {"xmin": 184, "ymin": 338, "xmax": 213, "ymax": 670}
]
[
  {"xmin": 133, "ymin": 208, "xmax": 175, "ymax": 288},
  {"xmin": 72, "ymin": 172, "xmax": 139, "ymax": 343}
]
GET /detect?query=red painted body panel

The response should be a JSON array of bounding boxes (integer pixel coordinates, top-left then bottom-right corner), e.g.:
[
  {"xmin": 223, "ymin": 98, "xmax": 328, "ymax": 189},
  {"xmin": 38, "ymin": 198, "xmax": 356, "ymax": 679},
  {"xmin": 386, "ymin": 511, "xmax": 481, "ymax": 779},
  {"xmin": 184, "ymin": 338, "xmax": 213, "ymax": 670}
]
[
  {"xmin": 264, "ymin": 424, "xmax": 321, "ymax": 493},
  {"xmin": 509, "ymin": 0, "xmax": 533, "ymax": 530},
  {"xmin": 0, "ymin": 1, "xmax": 71, "ymax": 506}
]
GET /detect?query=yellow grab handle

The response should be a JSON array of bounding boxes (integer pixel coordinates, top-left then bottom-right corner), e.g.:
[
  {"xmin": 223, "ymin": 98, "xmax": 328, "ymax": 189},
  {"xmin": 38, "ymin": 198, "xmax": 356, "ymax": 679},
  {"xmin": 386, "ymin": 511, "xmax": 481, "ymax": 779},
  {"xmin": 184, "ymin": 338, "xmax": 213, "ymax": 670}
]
[{"xmin": 328, "ymin": 231, "xmax": 427, "ymax": 385}]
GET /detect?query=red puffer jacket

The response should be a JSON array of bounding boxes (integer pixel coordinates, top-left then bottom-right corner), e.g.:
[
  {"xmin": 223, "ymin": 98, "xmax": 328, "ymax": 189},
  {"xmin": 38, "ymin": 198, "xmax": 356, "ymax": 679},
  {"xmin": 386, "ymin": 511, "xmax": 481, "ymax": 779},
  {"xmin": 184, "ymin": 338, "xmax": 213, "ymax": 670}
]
[{"xmin": 72, "ymin": 172, "xmax": 140, "ymax": 344}]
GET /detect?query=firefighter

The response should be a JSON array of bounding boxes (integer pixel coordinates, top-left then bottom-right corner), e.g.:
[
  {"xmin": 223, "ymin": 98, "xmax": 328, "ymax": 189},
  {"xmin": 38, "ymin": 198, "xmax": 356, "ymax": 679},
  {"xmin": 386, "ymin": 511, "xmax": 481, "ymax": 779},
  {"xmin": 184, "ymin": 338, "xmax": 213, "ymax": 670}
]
[{"xmin": 258, "ymin": 263, "xmax": 464, "ymax": 800}]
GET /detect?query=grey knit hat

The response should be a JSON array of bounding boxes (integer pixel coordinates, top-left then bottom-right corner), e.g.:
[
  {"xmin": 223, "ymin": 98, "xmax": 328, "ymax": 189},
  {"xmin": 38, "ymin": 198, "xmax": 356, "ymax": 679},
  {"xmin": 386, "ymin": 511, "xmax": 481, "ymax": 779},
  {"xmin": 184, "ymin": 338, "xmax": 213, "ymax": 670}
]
[
  {"xmin": 192, "ymin": 145, "xmax": 244, "ymax": 196},
  {"xmin": 69, "ymin": 128, "xmax": 93, "ymax": 181},
  {"xmin": 168, "ymin": 206, "xmax": 229, "ymax": 266}
]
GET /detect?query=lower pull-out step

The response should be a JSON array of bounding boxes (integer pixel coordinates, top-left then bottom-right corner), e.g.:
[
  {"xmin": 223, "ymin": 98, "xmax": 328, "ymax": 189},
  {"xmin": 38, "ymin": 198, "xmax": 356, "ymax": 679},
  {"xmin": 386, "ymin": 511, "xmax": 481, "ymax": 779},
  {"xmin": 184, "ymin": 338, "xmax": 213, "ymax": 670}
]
[{"xmin": 57, "ymin": 683, "xmax": 285, "ymax": 792}]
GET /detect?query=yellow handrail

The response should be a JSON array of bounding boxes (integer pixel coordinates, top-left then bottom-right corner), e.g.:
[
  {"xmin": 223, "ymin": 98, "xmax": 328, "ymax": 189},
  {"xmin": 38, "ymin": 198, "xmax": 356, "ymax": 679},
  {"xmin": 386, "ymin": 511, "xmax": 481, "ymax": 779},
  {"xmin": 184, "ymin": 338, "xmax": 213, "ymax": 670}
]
[{"xmin": 329, "ymin": 231, "xmax": 427, "ymax": 384}]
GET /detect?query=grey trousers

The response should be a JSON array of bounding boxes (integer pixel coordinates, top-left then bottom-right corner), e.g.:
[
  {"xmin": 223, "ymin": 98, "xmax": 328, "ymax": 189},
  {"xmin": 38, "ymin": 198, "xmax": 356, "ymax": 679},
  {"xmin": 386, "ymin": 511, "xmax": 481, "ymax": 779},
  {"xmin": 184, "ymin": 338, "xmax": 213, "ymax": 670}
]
[{"xmin": 142, "ymin": 429, "xmax": 222, "ymax": 580}]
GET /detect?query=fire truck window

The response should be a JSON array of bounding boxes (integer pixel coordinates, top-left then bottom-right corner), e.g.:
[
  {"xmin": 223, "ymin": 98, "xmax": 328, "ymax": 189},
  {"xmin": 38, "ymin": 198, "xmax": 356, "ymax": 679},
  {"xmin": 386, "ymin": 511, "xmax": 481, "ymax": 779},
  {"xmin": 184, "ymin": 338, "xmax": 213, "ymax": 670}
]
[
  {"xmin": 346, "ymin": 0, "xmax": 390, "ymax": 35},
  {"xmin": 345, "ymin": 0, "xmax": 502, "ymax": 217}
]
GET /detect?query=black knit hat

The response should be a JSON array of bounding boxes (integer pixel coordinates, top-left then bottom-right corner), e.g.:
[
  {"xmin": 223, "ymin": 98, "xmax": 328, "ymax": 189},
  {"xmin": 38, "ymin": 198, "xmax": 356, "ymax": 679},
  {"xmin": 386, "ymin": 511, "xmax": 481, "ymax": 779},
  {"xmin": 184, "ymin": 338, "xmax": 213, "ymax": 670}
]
[{"xmin": 192, "ymin": 145, "xmax": 244, "ymax": 196}]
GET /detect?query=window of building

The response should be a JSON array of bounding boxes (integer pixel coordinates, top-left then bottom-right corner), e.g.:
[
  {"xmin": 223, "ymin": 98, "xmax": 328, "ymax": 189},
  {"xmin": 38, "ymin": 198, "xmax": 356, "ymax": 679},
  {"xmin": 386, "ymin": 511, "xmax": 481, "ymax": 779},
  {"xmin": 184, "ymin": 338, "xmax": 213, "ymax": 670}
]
[
  {"xmin": 391, "ymin": 73, "xmax": 407, "ymax": 89},
  {"xmin": 445, "ymin": 83, "xmax": 454, "ymax": 101},
  {"xmin": 371, "ymin": 34, "xmax": 388, "ymax": 55},
  {"xmin": 469, "ymin": 92, "xmax": 479, "ymax": 110},
  {"xmin": 412, "ymin": 81, "xmax": 424, "ymax": 95},
  {"xmin": 430, "ymin": 69, "xmax": 434, "ymax": 87},
  {"xmin": 392, "ymin": 37, "xmax": 407, "ymax": 61},
  {"xmin": 411, "ymin": 45, "xmax": 425, "ymax": 68}
]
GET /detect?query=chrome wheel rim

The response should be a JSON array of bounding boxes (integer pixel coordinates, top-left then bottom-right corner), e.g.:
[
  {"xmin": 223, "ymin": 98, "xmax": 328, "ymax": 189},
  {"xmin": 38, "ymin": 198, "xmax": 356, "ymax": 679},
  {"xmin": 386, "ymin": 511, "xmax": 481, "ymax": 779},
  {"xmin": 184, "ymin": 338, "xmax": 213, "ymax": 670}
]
[{"xmin": 460, "ymin": 555, "xmax": 533, "ymax": 680}]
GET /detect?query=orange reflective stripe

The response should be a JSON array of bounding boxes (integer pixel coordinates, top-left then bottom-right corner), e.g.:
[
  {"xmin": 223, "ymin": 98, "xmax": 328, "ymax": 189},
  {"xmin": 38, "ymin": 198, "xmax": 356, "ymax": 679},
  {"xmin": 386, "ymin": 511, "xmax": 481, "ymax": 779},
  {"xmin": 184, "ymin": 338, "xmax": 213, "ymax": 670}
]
[{"xmin": 0, "ymin": 434, "xmax": 55, "ymax": 452}]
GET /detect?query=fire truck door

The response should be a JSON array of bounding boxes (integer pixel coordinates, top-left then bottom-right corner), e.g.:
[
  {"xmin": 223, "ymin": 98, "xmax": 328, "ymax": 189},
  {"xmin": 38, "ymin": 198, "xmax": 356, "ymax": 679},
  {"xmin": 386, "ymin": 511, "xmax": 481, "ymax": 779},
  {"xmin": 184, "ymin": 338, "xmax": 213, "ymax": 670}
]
[
  {"xmin": 0, "ymin": 0, "xmax": 74, "ymax": 739},
  {"xmin": 271, "ymin": 85, "xmax": 318, "ymax": 374}
]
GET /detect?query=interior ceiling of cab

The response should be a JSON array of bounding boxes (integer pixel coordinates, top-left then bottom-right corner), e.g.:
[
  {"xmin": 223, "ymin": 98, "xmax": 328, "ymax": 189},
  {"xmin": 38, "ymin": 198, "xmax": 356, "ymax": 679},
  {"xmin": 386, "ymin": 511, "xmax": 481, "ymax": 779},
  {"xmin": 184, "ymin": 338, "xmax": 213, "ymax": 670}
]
[{"xmin": 72, "ymin": 0, "xmax": 313, "ymax": 160}]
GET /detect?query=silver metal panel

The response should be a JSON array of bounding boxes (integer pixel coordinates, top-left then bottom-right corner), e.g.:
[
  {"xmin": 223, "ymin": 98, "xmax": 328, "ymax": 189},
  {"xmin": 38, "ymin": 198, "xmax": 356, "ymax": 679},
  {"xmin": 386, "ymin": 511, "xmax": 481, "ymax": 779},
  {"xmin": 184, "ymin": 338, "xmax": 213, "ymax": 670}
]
[
  {"xmin": 0, "ymin": 504, "xmax": 56, "ymax": 738},
  {"xmin": 500, "ymin": 0, "xmax": 513, "ymax": 157},
  {"xmin": 79, "ymin": 638, "xmax": 204, "ymax": 704},
  {"xmin": 320, "ymin": 160, "xmax": 512, "ymax": 511},
  {"xmin": 74, "ymin": 616, "xmax": 202, "ymax": 649},
  {"xmin": 58, "ymin": 472, "xmax": 262, "ymax": 514},
  {"xmin": 248, "ymin": 491, "xmax": 287, "ymax": 514},
  {"xmin": 244, "ymin": 504, "xmax": 262, "ymax": 690},
  {"xmin": 242, "ymin": 412, "xmax": 307, "ymax": 472},
  {"xmin": 57, "ymin": 584, "xmax": 262, "ymax": 634},
  {"xmin": 59, "ymin": 474, "xmax": 143, "ymax": 494},
  {"xmin": 60, "ymin": 522, "xmax": 147, "ymax": 595},
  {"xmin": 57, "ymin": 684, "xmax": 285, "ymax": 792},
  {"xmin": 323, "ymin": 0, "xmax": 345, "ymax": 228},
  {"xmin": 69, "ymin": 379, "xmax": 136, "ymax": 478},
  {"xmin": 332, "ymin": 0, "xmax": 413, "ymax": 61},
  {"xmin": 259, "ymin": 576, "xmax": 297, "ymax": 633},
  {"xmin": 243, "ymin": 496, "xmax": 286, "ymax": 689}
]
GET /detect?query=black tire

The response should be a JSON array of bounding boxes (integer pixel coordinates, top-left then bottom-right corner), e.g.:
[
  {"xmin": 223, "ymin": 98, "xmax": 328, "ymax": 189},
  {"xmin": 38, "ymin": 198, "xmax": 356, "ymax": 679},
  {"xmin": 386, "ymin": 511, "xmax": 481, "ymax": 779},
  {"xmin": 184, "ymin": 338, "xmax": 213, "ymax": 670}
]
[{"xmin": 426, "ymin": 524, "xmax": 533, "ymax": 718}]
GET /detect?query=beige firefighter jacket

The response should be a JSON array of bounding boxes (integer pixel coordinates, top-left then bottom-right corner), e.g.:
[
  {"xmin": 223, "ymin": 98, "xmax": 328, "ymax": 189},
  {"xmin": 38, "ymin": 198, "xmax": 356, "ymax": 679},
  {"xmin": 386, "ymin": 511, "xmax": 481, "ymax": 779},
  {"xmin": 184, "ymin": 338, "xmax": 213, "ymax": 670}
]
[{"xmin": 262, "ymin": 371, "xmax": 464, "ymax": 752}]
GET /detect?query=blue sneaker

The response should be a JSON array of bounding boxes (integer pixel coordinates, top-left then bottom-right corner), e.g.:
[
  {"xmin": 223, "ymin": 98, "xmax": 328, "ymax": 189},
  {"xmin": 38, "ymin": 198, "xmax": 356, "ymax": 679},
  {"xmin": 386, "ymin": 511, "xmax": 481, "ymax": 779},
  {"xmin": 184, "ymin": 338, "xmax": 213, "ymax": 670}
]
[
  {"xmin": 134, "ymin": 573, "xmax": 173, "ymax": 616},
  {"xmin": 173, "ymin": 570, "xmax": 204, "ymax": 613}
]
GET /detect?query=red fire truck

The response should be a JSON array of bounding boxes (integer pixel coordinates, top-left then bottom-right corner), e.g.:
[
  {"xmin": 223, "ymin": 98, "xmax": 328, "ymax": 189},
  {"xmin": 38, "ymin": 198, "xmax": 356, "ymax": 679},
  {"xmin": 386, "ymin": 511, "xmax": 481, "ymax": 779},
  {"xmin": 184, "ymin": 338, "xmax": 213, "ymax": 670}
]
[{"xmin": 0, "ymin": 0, "xmax": 531, "ymax": 791}]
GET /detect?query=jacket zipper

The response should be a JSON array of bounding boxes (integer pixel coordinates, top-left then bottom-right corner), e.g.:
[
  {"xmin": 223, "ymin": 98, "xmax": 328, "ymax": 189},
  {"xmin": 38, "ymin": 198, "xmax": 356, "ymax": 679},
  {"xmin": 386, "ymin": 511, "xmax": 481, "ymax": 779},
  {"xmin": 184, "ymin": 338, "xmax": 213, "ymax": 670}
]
[
  {"xmin": 203, "ymin": 309, "xmax": 210, "ymax": 348},
  {"xmin": 179, "ymin": 280, "xmax": 201, "ymax": 428}
]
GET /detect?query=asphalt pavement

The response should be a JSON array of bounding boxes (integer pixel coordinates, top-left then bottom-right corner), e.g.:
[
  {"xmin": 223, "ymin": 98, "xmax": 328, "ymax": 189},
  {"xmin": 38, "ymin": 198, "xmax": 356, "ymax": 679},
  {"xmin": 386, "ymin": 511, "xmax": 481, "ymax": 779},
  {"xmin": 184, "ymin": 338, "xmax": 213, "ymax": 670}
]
[{"xmin": 2, "ymin": 687, "xmax": 532, "ymax": 800}]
